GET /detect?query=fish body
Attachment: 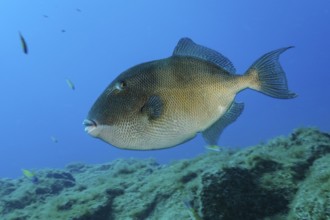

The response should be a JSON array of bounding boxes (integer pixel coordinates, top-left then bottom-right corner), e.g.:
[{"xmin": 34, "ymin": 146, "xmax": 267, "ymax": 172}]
[
  {"xmin": 182, "ymin": 199, "xmax": 202, "ymax": 220},
  {"xmin": 205, "ymin": 145, "xmax": 222, "ymax": 152},
  {"xmin": 51, "ymin": 136, "xmax": 58, "ymax": 143},
  {"xmin": 22, "ymin": 169, "xmax": 39, "ymax": 184},
  {"xmin": 66, "ymin": 79, "xmax": 75, "ymax": 90},
  {"xmin": 19, "ymin": 32, "xmax": 28, "ymax": 54},
  {"xmin": 22, "ymin": 169, "xmax": 34, "ymax": 178},
  {"xmin": 84, "ymin": 38, "xmax": 296, "ymax": 150}
]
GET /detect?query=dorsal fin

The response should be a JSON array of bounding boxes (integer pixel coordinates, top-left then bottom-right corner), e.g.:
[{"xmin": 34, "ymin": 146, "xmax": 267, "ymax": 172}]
[{"xmin": 172, "ymin": 38, "xmax": 236, "ymax": 74}]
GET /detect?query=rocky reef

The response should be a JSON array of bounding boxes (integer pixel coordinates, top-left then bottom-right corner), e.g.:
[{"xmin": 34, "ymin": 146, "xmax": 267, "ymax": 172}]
[{"xmin": 1, "ymin": 128, "xmax": 330, "ymax": 220}]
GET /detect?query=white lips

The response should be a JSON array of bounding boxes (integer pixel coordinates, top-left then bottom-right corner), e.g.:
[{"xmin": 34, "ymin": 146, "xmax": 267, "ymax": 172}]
[
  {"xmin": 84, "ymin": 126, "xmax": 96, "ymax": 134},
  {"xmin": 83, "ymin": 119, "xmax": 97, "ymax": 134}
]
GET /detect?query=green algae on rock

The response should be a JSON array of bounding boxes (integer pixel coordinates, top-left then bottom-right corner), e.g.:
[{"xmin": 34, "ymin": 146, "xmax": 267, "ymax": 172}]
[{"xmin": 0, "ymin": 128, "xmax": 329, "ymax": 220}]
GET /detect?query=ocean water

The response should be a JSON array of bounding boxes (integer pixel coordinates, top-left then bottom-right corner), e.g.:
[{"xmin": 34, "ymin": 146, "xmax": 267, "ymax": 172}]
[{"xmin": 0, "ymin": 0, "xmax": 329, "ymax": 179}]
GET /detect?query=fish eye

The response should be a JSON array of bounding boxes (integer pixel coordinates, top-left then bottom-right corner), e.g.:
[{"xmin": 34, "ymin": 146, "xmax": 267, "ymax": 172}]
[
  {"xmin": 114, "ymin": 81, "xmax": 127, "ymax": 92},
  {"xmin": 119, "ymin": 81, "xmax": 127, "ymax": 89}
]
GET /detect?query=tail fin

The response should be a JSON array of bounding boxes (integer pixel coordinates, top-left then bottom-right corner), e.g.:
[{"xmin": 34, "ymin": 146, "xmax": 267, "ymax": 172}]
[{"xmin": 245, "ymin": 47, "xmax": 297, "ymax": 99}]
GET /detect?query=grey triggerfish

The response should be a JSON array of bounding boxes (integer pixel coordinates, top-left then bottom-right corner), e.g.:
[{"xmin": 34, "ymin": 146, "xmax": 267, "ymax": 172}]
[{"xmin": 84, "ymin": 38, "xmax": 296, "ymax": 150}]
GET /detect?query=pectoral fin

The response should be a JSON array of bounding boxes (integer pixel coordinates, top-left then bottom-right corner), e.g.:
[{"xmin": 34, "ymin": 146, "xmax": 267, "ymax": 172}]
[
  {"xmin": 141, "ymin": 95, "xmax": 163, "ymax": 120},
  {"xmin": 202, "ymin": 102, "xmax": 244, "ymax": 145}
]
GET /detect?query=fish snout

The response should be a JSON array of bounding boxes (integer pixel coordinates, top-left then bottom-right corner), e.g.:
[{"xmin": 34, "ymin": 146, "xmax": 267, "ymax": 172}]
[{"xmin": 83, "ymin": 119, "xmax": 98, "ymax": 135}]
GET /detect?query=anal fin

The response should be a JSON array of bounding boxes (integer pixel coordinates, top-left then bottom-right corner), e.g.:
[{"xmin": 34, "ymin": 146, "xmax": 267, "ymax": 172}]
[{"xmin": 202, "ymin": 102, "xmax": 244, "ymax": 145}]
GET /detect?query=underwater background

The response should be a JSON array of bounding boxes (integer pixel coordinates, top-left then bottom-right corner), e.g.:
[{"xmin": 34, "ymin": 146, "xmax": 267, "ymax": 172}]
[{"xmin": 0, "ymin": 0, "xmax": 329, "ymax": 179}]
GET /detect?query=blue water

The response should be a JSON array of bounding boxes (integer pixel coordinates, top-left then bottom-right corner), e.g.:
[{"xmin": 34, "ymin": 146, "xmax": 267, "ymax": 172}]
[{"xmin": 1, "ymin": 0, "xmax": 329, "ymax": 178}]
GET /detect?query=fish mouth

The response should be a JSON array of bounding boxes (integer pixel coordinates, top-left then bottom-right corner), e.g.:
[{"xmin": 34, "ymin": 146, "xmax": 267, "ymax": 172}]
[{"xmin": 83, "ymin": 119, "xmax": 97, "ymax": 134}]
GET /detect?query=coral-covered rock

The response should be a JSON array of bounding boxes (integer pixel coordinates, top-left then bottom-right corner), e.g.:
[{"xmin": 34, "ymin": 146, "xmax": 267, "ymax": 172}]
[
  {"xmin": 201, "ymin": 167, "xmax": 291, "ymax": 220},
  {"xmin": 0, "ymin": 128, "xmax": 329, "ymax": 219}
]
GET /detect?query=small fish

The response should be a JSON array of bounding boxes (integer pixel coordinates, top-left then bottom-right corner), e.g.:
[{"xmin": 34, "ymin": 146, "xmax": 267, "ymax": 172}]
[
  {"xmin": 66, "ymin": 79, "xmax": 75, "ymax": 90},
  {"xmin": 182, "ymin": 199, "xmax": 202, "ymax": 220},
  {"xmin": 22, "ymin": 169, "xmax": 39, "ymax": 184},
  {"xmin": 19, "ymin": 32, "xmax": 28, "ymax": 54},
  {"xmin": 205, "ymin": 145, "xmax": 221, "ymax": 152},
  {"xmin": 84, "ymin": 37, "xmax": 296, "ymax": 150},
  {"xmin": 61, "ymin": 29, "xmax": 66, "ymax": 33},
  {"xmin": 51, "ymin": 136, "xmax": 58, "ymax": 143},
  {"xmin": 43, "ymin": 15, "xmax": 49, "ymax": 18},
  {"xmin": 76, "ymin": 8, "xmax": 81, "ymax": 12}
]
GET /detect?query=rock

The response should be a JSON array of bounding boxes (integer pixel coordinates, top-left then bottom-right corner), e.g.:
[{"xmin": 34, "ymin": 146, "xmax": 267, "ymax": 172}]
[
  {"xmin": 0, "ymin": 128, "xmax": 329, "ymax": 219},
  {"xmin": 201, "ymin": 167, "xmax": 291, "ymax": 220}
]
